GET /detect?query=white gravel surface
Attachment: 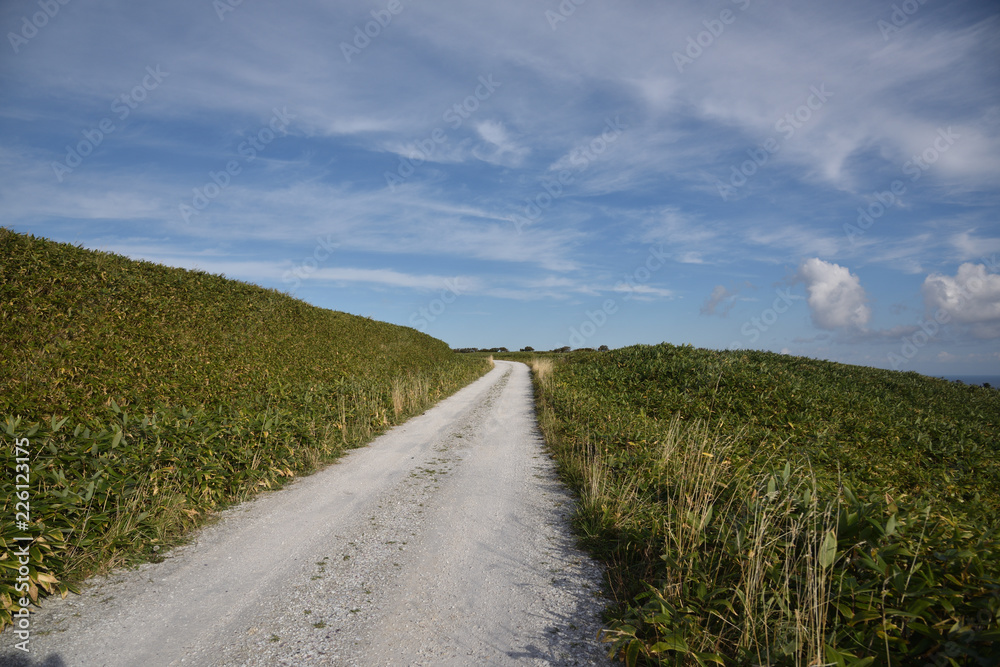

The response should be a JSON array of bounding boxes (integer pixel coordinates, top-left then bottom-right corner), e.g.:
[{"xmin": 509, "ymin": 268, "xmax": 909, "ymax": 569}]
[{"xmin": 1, "ymin": 361, "xmax": 612, "ymax": 666}]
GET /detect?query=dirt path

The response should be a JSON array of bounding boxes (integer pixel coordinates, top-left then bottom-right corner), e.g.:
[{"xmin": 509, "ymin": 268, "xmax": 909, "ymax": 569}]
[{"xmin": 1, "ymin": 361, "xmax": 611, "ymax": 666}]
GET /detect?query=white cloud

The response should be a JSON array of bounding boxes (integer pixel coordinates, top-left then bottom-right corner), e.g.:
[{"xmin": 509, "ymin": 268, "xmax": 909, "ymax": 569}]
[
  {"xmin": 676, "ymin": 252, "xmax": 706, "ymax": 265},
  {"xmin": 311, "ymin": 267, "xmax": 480, "ymax": 292},
  {"xmin": 2, "ymin": 0, "xmax": 998, "ymax": 364},
  {"xmin": 950, "ymin": 231, "xmax": 1000, "ymax": 262},
  {"xmin": 796, "ymin": 258, "xmax": 871, "ymax": 330},
  {"xmin": 701, "ymin": 285, "xmax": 737, "ymax": 317},
  {"xmin": 923, "ymin": 263, "xmax": 1000, "ymax": 338},
  {"xmin": 744, "ymin": 225, "xmax": 841, "ymax": 259},
  {"xmin": 472, "ymin": 120, "xmax": 529, "ymax": 166},
  {"xmin": 612, "ymin": 284, "xmax": 674, "ymax": 301},
  {"xmin": 639, "ymin": 208, "xmax": 716, "ymax": 245}
]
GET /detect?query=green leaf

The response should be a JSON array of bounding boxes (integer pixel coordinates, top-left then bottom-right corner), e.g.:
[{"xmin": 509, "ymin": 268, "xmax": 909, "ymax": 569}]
[
  {"xmin": 820, "ymin": 528, "xmax": 838, "ymax": 568},
  {"xmin": 834, "ymin": 602, "xmax": 854, "ymax": 619},
  {"xmin": 850, "ymin": 610, "xmax": 882, "ymax": 625},
  {"xmin": 649, "ymin": 635, "xmax": 688, "ymax": 653},
  {"xmin": 824, "ymin": 644, "xmax": 849, "ymax": 667},
  {"xmin": 625, "ymin": 639, "xmax": 641, "ymax": 667},
  {"xmin": 696, "ymin": 581, "xmax": 708, "ymax": 600}
]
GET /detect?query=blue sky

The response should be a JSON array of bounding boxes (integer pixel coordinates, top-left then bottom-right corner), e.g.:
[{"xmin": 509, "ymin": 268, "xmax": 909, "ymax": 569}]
[{"xmin": 2, "ymin": 0, "xmax": 999, "ymax": 376}]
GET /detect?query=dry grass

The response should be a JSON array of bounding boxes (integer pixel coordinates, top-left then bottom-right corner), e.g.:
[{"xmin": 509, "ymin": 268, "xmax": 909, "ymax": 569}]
[
  {"xmin": 521, "ymin": 346, "xmax": 1000, "ymax": 664},
  {"xmin": 530, "ymin": 357, "xmax": 554, "ymax": 387},
  {"xmin": 532, "ymin": 373, "xmax": 841, "ymax": 664},
  {"xmin": 390, "ymin": 374, "xmax": 432, "ymax": 418}
]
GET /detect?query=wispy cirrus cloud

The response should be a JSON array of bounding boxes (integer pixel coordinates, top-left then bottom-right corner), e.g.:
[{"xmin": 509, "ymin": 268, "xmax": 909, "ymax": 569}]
[{"xmin": 1, "ymin": 0, "xmax": 997, "ymax": 370}]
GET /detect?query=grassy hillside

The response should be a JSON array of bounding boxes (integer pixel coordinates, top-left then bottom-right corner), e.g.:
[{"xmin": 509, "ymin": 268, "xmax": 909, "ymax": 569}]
[
  {"xmin": 513, "ymin": 345, "xmax": 1000, "ymax": 666},
  {"xmin": 0, "ymin": 229, "xmax": 491, "ymax": 629}
]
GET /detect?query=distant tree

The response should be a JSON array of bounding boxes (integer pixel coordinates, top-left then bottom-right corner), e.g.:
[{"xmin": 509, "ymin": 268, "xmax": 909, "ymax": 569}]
[
  {"xmin": 521, "ymin": 346, "xmax": 534, "ymax": 352},
  {"xmin": 598, "ymin": 345, "xmax": 609, "ymax": 351},
  {"xmin": 554, "ymin": 346, "xmax": 570, "ymax": 353}
]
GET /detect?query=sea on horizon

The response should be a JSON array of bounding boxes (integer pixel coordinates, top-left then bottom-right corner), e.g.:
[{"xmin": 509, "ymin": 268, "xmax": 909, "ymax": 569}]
[{"xmin": 935, "ymin": 375, "xmax": 1000, "ymax": 388}]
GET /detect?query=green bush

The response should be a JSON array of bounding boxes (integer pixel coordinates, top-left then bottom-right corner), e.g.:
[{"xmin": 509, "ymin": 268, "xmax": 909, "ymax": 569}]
[
  {"xmin": 526, "ymin": 344, "xmax": 1000, "ymax": 665},
  {"xmin": 0, "ymin": 229, "xmax": 490, "ymax": 629}
]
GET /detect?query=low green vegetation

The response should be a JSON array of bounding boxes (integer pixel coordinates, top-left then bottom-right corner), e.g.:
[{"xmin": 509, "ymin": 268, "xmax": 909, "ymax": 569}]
[
  {"xmin": 0, "ymin": 229, "xmax": 490, "ymax": 630},
  {"xmin": 513, "ymin": 345, "xmax": 1000, "ymax": 666}
]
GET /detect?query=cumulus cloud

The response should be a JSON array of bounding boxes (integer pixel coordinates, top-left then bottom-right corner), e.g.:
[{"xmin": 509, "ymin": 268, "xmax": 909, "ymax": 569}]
[
  {"xmin": 795, "ymin": 258, "xmax": 871, "ymax": 330},
  {"xmin": 700, "ymin": 285, "xmax": 737, "ymax": 317},
  {"xmin": 923, "ymin": 263, "xmax": 1000, "ymax": 338}
]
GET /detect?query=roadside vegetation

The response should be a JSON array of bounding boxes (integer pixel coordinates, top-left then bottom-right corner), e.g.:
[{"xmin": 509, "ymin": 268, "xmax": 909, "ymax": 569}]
[
  {"xmin": 0, "ymin": 229, "xmax": 491, "ymax": 630},
  {"xmin": 505, "ymin": 345, "xmax": 1000, "ymax": 666}
]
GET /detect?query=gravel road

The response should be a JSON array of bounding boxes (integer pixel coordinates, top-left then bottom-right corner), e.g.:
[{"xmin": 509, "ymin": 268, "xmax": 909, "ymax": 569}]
[{"xmin": 1, "ymin": 361, "xmax": 612, "ymax": 666}]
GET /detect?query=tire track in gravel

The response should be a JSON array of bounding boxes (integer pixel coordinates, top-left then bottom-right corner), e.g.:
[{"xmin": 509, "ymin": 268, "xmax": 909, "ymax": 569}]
[{"xmin": 1, "ymin": 361, "xmax": 611, "ymax": 666}]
